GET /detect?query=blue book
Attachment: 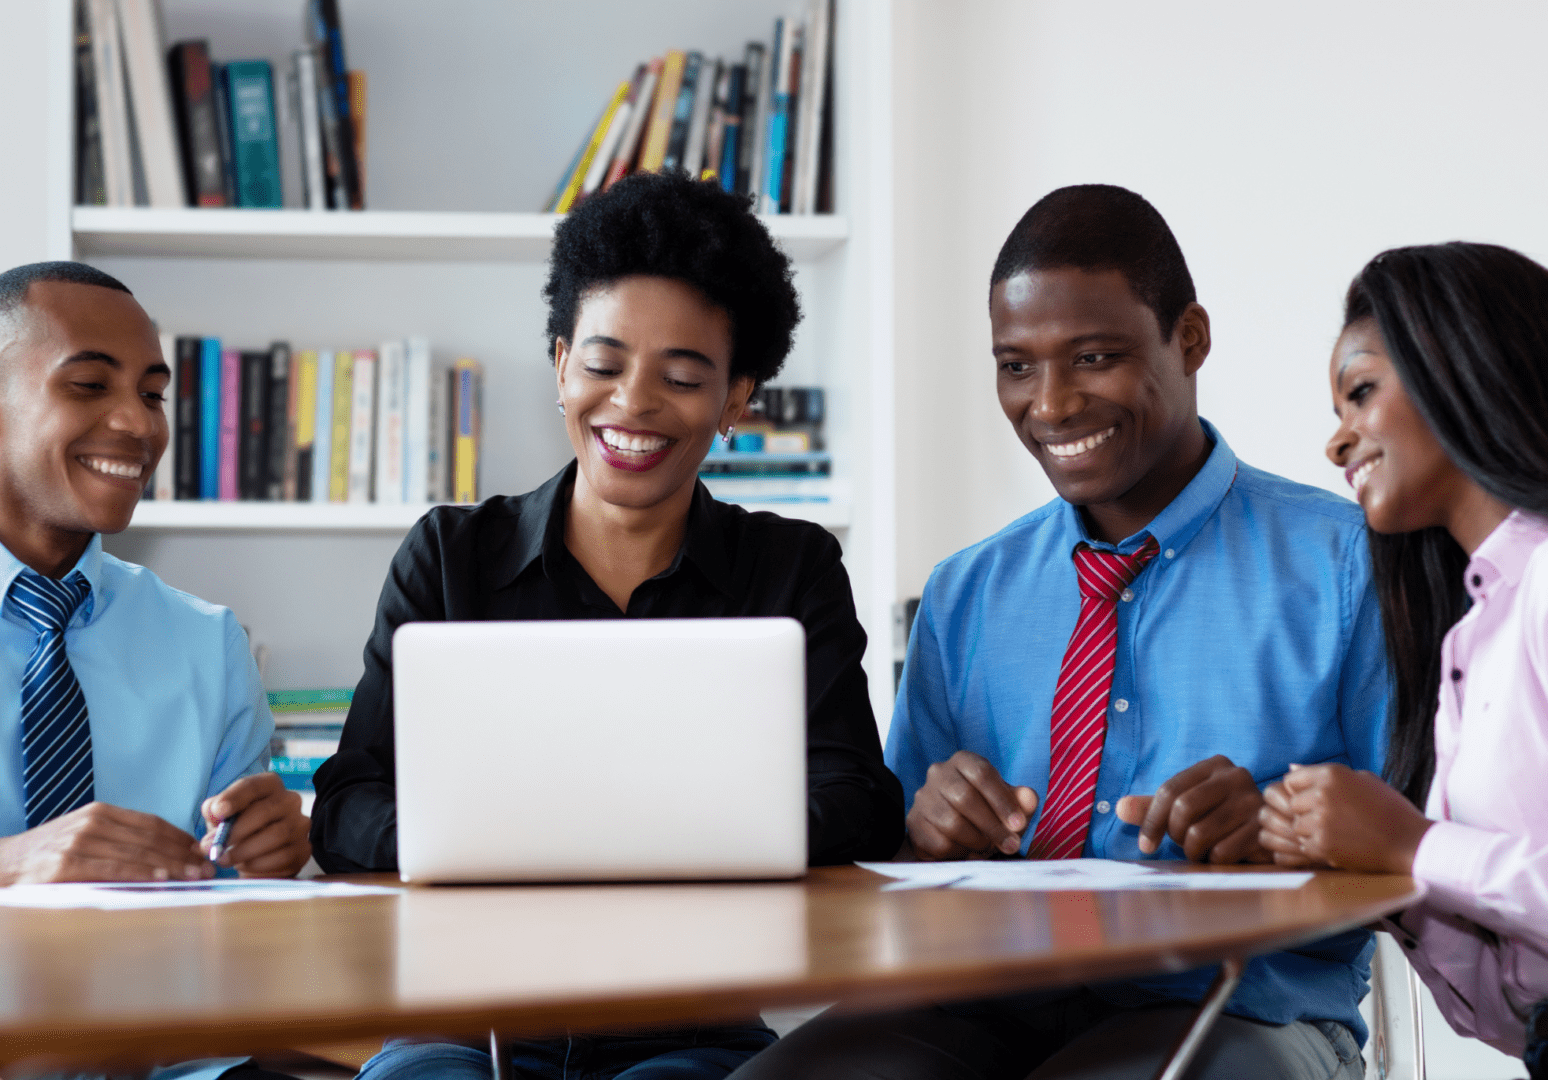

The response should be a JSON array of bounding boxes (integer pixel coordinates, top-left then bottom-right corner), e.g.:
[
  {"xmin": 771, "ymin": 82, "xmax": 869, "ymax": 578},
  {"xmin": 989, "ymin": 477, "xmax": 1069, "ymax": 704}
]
[
  {"xmin": 199, "ymin": 337, "xmax": 221, "ymax": 499},
  {"xmin": 223, "ymin": 60, "xmax": 283, "ymax": 208},
  {"xmin": 311, "ymin": 349, "xmax": 334, "ymax": 503}
]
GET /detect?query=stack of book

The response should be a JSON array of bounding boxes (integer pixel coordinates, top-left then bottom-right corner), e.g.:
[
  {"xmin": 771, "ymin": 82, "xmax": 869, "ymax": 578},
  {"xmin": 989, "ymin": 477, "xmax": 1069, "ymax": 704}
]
[
  {"xmin": 546, "ymin": 0, "xmax": 834, "ymax": 214},
  {"xmin": 145, "ymin": 336, "xmax": 484, "ymax": 506},
  {"xmin": 75, "ymin": 0, "xmax": 365, "ymax": 210},
  {"xmin": 267, "ymin": 688, "xmax": 350, "ymax": 812},
  {"xmin": 700, "ymin": 385, "xmax": 833, "ymax": 506}
]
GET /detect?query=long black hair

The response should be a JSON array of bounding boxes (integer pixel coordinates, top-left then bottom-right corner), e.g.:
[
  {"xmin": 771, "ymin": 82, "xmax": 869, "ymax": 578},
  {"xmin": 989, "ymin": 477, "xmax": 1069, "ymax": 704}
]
[{"xmin": 1347, "ymin": 242, "xmax": 1548, "ymax": 805}]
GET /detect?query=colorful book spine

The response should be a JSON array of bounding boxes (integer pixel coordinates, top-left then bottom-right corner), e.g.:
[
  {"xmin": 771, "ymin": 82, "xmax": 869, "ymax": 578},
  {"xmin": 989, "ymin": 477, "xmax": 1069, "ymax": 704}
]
[
  {"xmin": 682, "ymin": 58, "xmax": 719, "ymax": 179},
  {"xmin": 603, "ymin": 58, "xmax": 661, "ymax": 191},
  {"xmin": 580, "ymin": 66, "xmax": 644, "ymax": 202},
  {"xmin": 426, "ymin": 361, "xmax": 449, "ymax": 503},
  {"xmin": 152, "ymin": 333, "xmax": 176, "ymax": 500},
  {"xmin": 293, "ymin": 350, "xmax": 318, "ymax": 501},
  {"xmin": 556, "ymin": 78, "xmax": 632, "ymax": 214},
  {"xmin": 210, "ymin": 62, "xmax": 239, "ymax": 205},
  {"xmin": 373, "ymin": 339, "xmax": 405, "ymax": 504},
  {"xmin": 199, "ymin": 337, "xmax": 221, "ymax": 498},
  {"xmin": 238, "ymin": 350, "xmax": 269, "ymax": 499},
  {"xmin": 312, "ymin": 349, "xmax": 335, "ymax": 502},
  {"xmin": 168, "ymin": 40, "xmax": 226, "ymax": 207},
  {"xmin": 305, "ymin": 0, "xmax": 363, "ymax": 209},
  {"xmin": 638, "ymin": 50, "xmax": 686, "ymax": 173},
  {"xmin": 762, "ymin": 20, "xmax": 796, "ymax": 214},
  {"xmin": 663, "ymin": 52, "xmax": 702, "ymax": 171},
  {"xmin": 174, "ymin": 336, "xmax": 201, "ymax": 499},
  {"xmin": 452, "ymin": 358, "xmax": 483, "ymax": 504},
  {"xmin": 720, "ymin": 64, "xmax": 746, "ymax": 193},
  {"xmin": 403, "ymin": 337, "xmax": 432, "ymax": 504},
  {"xmin": 218, "ymin": 348, "xmax": 241, "ymax": 500},
  {"xmin": 327, "ymin": 350, "xmax": 353, "ymax": 502},
  {"xmin": 272, "ymin": 343, "xmax": 297, "ymax": 501},
  {"xmin": 224, "ymin": 60, "xmax": 283, "ymax": 208},
  {"xmin": 346, "ymin": 349, "xmax": 377, "ymax": 503},
  {"xmin": 348, "ymin": 69, "xmax": 367, "ymax": 199}
]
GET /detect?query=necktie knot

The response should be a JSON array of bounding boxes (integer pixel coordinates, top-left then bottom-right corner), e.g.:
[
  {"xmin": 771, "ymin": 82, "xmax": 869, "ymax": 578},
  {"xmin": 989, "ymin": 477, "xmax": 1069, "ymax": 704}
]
[
  {"xmin": 7, "ymin": 569, "xmax": 91, "ymax": 636},
  {"xmin": 1072, "ymin": 537, "xmax": 1160, "ymax": 603}
]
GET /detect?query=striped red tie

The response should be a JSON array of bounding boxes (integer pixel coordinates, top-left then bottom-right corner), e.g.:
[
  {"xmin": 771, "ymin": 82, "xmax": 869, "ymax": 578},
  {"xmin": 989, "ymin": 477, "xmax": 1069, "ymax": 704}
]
[{"xmin": 1028, "ymin": 536, "xmax": 1160, "ymax": 860}]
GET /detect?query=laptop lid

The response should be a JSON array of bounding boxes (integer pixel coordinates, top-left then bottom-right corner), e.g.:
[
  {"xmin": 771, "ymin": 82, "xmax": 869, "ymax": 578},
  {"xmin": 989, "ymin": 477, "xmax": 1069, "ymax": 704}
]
[{"xmin": 393, "ymin": 618, "xmax": 807, "ymax": 883}]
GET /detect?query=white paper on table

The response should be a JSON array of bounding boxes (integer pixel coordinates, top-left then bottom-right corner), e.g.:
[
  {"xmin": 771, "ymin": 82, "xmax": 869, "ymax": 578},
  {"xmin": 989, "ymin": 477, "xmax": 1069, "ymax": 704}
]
[
  {"xmin": 857, "ymin": 860, "xmax": 1313, "ymax": 892},
  {"xmin": 0, "ymin": 878, "xmax": 400, "ymax": 909}
]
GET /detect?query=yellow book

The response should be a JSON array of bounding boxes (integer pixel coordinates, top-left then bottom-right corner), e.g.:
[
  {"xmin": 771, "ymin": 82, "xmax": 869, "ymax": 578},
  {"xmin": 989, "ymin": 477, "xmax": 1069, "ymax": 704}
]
[
  {"xmin": 295, "ymin": 351, "xmax": 318, "ymax": 448},
  {"xmin": 328, "ymin": 351, "xmax": 354, "ymax": 502},
  {"xmin": 555, "ymin": 79, "xmax": 631, "ymax": 214},
  {"xmin": 452, "ymin": 358, "xmax": 483, "ymax": 504},
  {"xmin": 637, "ymin": 50, "xmax": 685, "ymax": 173},
  {"xmin": 290, "ymin": 349, "xmax": 318, "ymax": 500}
]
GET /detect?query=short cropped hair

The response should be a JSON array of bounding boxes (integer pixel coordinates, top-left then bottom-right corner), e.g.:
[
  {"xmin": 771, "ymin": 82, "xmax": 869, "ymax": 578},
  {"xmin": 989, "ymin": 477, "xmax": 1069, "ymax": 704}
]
[
  {"xmin": 0, "ymin": 261, "xmax": 132, "ymax": 318},
  {"xmin": 989, "ymin": 185, "xmax": 1195, "ymax": 341},
  {"xmin": 543, "ymin": 170, "xmax": 801, "ymax": 387}
]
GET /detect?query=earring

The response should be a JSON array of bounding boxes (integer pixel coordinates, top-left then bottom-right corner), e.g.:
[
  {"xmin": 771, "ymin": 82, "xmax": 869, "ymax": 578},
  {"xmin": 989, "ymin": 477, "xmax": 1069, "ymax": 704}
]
[
  {"xmin": 556, "ymin": 398, "xmax": 565, "ymax": 416},
  {"xmin": 722, "ymin": 425, "xmax": 736, "ymax": 446}
]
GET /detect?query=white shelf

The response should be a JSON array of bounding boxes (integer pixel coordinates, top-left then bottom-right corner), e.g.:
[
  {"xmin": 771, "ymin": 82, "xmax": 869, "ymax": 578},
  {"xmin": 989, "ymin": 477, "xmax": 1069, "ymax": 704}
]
[
  {"xmin": 71, "ymin": 207, "xmax": 850, "ymax": 262},
  {"xmin": 127, "ymin": 496, "xmax": 851, "ymax": 531}
]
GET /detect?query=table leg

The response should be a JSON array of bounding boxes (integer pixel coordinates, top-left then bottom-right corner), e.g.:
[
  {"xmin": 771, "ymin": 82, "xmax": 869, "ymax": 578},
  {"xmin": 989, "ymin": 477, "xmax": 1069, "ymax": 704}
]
[
  {"xmin": 489, "ymin": 1029, "xmax": 507, "ymax": 1080},
  {"xmin": 1148, "ymin": 956, "xmax": 1245, "ymax": 1080}
]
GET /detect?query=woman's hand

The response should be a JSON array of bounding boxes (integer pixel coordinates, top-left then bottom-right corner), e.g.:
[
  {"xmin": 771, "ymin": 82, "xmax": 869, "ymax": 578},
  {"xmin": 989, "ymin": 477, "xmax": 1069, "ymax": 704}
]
[{"xmin": 1260, "ymin": 763, "xmax": 1433, "ymax": 874}]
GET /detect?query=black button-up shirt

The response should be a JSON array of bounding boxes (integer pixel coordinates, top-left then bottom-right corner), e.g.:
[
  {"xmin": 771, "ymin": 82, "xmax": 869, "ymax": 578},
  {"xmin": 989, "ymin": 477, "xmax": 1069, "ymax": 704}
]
[{"xmin": 310, "ymin": 462, "xmax": 905, "ymax": 872}]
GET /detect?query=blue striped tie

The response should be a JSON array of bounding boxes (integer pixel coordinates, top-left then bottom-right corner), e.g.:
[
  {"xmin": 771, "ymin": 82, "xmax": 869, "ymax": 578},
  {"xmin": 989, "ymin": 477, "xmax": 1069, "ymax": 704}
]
[{"xmin": 8, "ymin": 569, "xmax": 95, "ymax": 828}]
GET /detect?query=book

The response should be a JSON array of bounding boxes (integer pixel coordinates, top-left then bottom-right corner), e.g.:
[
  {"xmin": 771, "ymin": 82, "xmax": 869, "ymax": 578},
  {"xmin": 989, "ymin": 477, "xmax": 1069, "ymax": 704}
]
[
  {"xmin": 265, "ymin": 341, "xmax": 291, "ymax": 500},
  {"xmin": 403, "ymin": 336, "xmax": 432, "ymax": 504},
  {"xmin": 311, "ymin": 348, "xmax": 334, "ymax": 502},
  {"xmin": 327, "ymin": 349, "xmax": 352, "ymax": 501},
  {"xmin": 372, "ymin": 339, "xmax": 405, "ymax": 504},
  {"xmin": 762, "ymin": 19, "xmax": 796, "ymax": 214},
  {"xmin": 637, "ymin": 50, "xmax": 685, "ymax": 173},
  {"xmin": 305, "ymin": 0, "xmax": 363, "ymax": 209},
  {"xmin": 544, "ymin": 112, "xmax": 597, "ymax": 213},
  {"xmin": 74, "ymin": 1, "xmax": 106, "ymax": 206},
  {"xmin": 348, "ymin": 69, "xmax": 367, "ymax": 199},
  {"xmin": 663, "ymin": 51, "xmax": 702, "ymax": 171},
  {"xmin": 554, "ymin": 78, "xmax": 632, "ymax": 214},
  {"xmin": 718, "ymin": 64, "xmax": 746, "ymax": 193},
  {"xmin": 237, "ymin": 350, "xmax": 269, "ymax": 499},
  {"xmin": 117, "ymin": 0, "xmax": 186, "ymax": 208},
  {"xmin": 737, "ymin": 44, "xmax": 766, "ymax": 198},
  {"xmin": 151, "ymin": 332, "xmax": 175, "ymax": 500},
  {"xmin": 792, "ymin": 0, "xmax": 832, "ymax": 215},
  {"xmin": 682, "ymin": 58, "xmax": 720, "ymax": 179},
  {"xmin": 603, "ymin": 57, "xmax": 661, "ymax": 192},
  {"xmin": 290, "ymin": 50, "xmax": 326, "ymax": 210},
  {"xmin": 85, "ymin": 0, "xmax": 132, "ymax": 206},
  {"xmin": 292, "ymin": 349, "xmax": 319, "ymax": 501},
  {"xmin": 703, "ymin": 63, "xmax": 732, "ymax": 184},
  {"xmin": 224, "ymin": 60, "xmax": 283, "ymax": 208},
  {"xmin": 210, "ymin": 62, "xmax": 239, "ymax": 205},
  {"xmin": 199, "ymin": 337, "xmax": 220, "ymax": 498},
  {"xmin": 167, "ymin": 41, "xmax": 225, "ymax": 207},
  {"xmin": 268, "ymin": 687, "xmax": 352, "ymax": 713},
  {"xmin": 451, "ymin": 358, "xmax": 482, "ymax": 504},
  {"xmin": 173, "ymin": 336, "xmax": 201, "ymax": 499},
  {"xmin": 426, "ymin": 360, "xmax": 449, "ymax": 503},
  {"xmin": 577, "ymin": 67, "xmax": 643, "ymax": 205},
  {"xmin": 346, "ymin": 349, "xmax": 377, "ymax": 503},
  {"xmin": 218, "ymin": 348, "xmax": 241, "ymax": 500},
  {"xmin": 750, "ymin": 24, "xmax": 779, "ymax": 208}
]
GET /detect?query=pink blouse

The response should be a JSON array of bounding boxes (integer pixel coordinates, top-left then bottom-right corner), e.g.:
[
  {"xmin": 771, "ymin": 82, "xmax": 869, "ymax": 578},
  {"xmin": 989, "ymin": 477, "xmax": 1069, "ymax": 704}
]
[{"xmin": 1395, "ymin": 510, "xmax": 1548, "ymax": 1056}]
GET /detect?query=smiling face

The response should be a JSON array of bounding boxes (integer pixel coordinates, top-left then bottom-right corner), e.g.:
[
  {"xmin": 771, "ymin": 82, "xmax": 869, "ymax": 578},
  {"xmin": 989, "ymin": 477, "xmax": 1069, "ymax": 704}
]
[
  {"xmin": 991, "ymin": 267, "xmax": 1211, "ymax": 542},
  {"xmin": 0, "ymin": 281, "xmax": 168, "ymax": 574},
  {"xmin": 554, "ymin": 275, "xmax": 752, "ymax": 514},
  {"xmin": 1326, "ymin": 318, "xmax": 1478, "ymax": 535}
]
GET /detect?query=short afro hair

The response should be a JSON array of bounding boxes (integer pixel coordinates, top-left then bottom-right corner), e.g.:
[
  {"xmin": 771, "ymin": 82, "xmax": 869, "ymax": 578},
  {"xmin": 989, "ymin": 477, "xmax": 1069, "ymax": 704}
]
[
  {"xmin": 543, "ymin": 170, "xmax": 800, "ymax": 387},
  {"xmin": 990, "ymin": 185, "xmax": 1196, "ymax": 341},
  {"xmin": 0, "ymin": 260, "xmax": 131, "ymax": 318}
]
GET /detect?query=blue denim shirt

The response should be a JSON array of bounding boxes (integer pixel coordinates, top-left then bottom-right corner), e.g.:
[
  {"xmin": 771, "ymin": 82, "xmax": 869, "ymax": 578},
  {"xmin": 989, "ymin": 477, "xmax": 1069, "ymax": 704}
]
[{"xmin": 888, "ymin": 421, "xmax": 1389, "ymax": 1042}]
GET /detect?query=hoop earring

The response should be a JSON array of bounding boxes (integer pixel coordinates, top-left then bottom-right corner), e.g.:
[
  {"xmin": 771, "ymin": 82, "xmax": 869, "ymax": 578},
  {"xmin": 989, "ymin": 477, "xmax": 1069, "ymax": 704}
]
[
  {"xmin": 556, "ymin": 398, "xmax": 565, "ymax": 416},
  {"xmin": 722, "ymin": 425, "xmax": 735, "ymax": 446}
]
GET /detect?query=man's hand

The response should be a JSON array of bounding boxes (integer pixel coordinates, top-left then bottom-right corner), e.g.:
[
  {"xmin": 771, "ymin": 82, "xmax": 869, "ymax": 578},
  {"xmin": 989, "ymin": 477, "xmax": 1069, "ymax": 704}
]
[
  {"xmin": 906, "ymin": 751, "xmax": 1039, "ymax": 861},
  {"xmin": 200, "ymin": 773, "xmax": 312, "ymax": 878},
  {"xmin": 1261, "ymin": 763, "xmax": 1432, "ymax": 875},
  {"xmin": 1115, "ymin": 755, "xmax": 1269, "ymax": 863},
  {"xmin": 0, "ymin": 803, "xmax": 213, "ymax": 885}
]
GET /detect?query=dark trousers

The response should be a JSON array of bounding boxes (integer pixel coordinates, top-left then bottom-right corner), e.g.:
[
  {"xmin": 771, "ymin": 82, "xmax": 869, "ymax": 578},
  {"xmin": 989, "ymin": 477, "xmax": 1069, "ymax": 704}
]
[{"xmin": 1527, "ymin": 1000, "xmax": 1548, "ymax": 1080}]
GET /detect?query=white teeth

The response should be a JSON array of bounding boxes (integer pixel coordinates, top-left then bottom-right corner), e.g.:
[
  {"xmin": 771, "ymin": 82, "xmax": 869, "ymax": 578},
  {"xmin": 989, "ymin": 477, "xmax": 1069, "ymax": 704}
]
[
  {"xmin": 598, "ymin": 429, "xmax": 670, "ymax": 454},
  {"xmin": 1350, "ymin": 457, "xmax": 1380, "ymax": 494},
  {"xmin": 79, "ymin": 456, "xmax": 144, "ymax": 480},
  {"xmin": 1045, "ymin": 427, "xmax": 1117, "ymax": 459}
]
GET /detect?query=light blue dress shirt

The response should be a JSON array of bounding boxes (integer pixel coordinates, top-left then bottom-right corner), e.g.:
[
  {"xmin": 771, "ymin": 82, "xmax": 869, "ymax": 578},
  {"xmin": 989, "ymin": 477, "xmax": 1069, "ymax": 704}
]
[
  {"xmin": 888, "ymin": 420, "xmax": 1390, "ymax": 1043},
  {"xmin": 1, "ymin": 535, "xmax": 273, "ymax": 1080}
]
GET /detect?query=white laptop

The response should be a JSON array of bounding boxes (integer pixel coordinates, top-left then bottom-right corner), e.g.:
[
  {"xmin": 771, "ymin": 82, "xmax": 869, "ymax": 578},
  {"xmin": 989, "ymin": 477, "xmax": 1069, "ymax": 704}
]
[{"xmin": 392, "ymin": 618, "xmax": 808, "ymax": 884}]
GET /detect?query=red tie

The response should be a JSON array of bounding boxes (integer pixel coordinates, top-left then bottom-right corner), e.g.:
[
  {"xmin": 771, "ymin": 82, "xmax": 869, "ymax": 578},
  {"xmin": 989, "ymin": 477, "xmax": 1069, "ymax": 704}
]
[{"xmin": 1028, "ymin": 536, "xmax": 1160, "ymax": 860}]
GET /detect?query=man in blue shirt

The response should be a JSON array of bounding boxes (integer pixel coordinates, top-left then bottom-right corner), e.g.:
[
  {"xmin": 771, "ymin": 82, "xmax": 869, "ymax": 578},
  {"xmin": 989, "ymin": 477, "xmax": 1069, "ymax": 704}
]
[
  {"xmin": 0, "ymin": 262, "xmax": 312, "ymax": 1080},
  {"xmin": 730, "ymin": 188, "xmax": 1387, "ymax": 1079}
]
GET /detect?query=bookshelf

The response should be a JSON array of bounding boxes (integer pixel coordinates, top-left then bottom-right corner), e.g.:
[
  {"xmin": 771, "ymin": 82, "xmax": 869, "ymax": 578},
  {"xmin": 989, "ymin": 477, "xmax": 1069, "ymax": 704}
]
[{"xmin": 31, "ymin": 0, "xmax": 898, "ymax": 719}]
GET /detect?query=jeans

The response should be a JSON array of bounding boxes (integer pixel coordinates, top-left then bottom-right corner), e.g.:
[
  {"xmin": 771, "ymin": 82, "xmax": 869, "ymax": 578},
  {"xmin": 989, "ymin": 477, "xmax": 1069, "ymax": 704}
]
[
  {"xmin": 1527, "ymin": 999, "xmax": 1548, "ymax": 1080},
  {"xmin": 358, "ymin": 1026, "xmax": 777, "ymax": 1080},
  {"xmin": 725, "ymin": 990, "xmax": 1364, "ymax": 1080}
]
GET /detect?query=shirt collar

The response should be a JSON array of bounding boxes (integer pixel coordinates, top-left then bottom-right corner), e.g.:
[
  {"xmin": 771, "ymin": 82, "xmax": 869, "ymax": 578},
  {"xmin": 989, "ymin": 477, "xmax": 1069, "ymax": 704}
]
[
  {"xmin": 1464, "ymin": 509, "xmax": 1548, "ymax": 602},
  {"xmin": 1061, "ymin": 417, "xmax": 1238, "ymax": 557},
  {"xmin": 487, "ymin": 460, "xmax": 736, "ymax": 598},
  {"xmin": 0, "ymin": 534, "xmax": 103, "ymax": 625}
]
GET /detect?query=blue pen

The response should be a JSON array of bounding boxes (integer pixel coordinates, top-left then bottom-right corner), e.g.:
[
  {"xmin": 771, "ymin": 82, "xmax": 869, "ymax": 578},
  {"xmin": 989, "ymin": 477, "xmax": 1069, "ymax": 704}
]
[{"xmin": 208, "ymin": 818, "xmax": 233, "ymax": 863}]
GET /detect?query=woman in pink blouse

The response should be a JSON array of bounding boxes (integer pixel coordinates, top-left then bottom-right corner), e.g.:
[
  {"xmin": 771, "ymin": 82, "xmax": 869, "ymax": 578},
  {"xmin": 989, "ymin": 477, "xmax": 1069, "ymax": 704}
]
[{"xmin": 1257, "ymin": 241, "xmax": 1548, "ymax": 1068}]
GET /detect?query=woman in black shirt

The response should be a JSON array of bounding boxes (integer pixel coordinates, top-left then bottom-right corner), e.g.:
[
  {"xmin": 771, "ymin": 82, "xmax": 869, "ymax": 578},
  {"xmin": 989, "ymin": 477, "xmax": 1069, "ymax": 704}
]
[{"xmin": 311, "ymin": 171, "xmax": 903, "ymax": 1080}]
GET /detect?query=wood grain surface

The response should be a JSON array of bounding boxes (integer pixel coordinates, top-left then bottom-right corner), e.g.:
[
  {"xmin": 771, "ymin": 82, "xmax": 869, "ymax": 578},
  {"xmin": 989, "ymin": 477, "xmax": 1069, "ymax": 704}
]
[{"xmin": 0, "ymin": 865, "xmax": 1421, "ymax": 1072}]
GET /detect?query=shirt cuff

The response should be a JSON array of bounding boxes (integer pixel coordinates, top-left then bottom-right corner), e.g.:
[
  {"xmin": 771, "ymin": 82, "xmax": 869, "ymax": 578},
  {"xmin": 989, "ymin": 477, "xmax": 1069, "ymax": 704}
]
[{"xmin": 1412, "ymin": 818, "xmax": 1491, "ymax": 914}]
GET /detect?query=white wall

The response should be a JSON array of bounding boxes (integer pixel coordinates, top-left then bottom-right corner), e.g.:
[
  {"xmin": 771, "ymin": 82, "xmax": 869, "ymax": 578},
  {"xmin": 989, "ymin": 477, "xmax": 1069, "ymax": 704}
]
[
  {"xmin": 892, "ymin": 4, "xmax": 1543, "ymax": 1076},
  {"xmin": 0, "ymin": 0, "xmax": 69, "ymax": 267}
]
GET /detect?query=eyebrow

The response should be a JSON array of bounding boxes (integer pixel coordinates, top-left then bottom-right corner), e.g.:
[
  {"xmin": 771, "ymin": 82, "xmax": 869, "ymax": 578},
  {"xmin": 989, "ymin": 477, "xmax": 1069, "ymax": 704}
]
[
  {"xmin": 1336, "ymin": 349, "xmax": 1376, "ymax": 377},
  {"xmin": 59, "ymin": 350, "xmax": 171, "ymax": 377},
  {"xmin": 579, "ymin": 335, "xmax": 718, "ymax": 368}
]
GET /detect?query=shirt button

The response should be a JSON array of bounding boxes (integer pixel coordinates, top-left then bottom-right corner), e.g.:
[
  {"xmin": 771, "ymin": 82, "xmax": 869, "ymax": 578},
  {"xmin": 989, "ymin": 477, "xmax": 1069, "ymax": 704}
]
[
  {"xmin": 1471, "ymin": 574, "xmax": 1483, "ymax": 588},
  {"xmin": 1404, "ymin": 938, "xmax": 1418, "ymax": 949},
  {"xmin": 1096, "ymin": 800, "xmax": 1112, "ymax": 814},
  {"xmin": 1120, "ymin": 588, "xmax": 1134, "ymax": 602},
  {"xmin": 1451, "ymin": 669, "xmax": 1463, "ymax": 682},
  {"xmin": 1114, "ymin": 698, "xmax": 1129, "ymax": 712},
  {"xmin": 1164, "ymin": 548, "xmax": 1176, "ymax": 559}
]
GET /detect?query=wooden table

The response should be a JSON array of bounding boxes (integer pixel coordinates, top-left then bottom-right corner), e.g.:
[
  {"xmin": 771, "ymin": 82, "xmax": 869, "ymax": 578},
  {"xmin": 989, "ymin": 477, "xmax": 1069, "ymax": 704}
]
[{"xmin": 0, "ymin": 865, "xmax": 1421, "ymax": 1078}]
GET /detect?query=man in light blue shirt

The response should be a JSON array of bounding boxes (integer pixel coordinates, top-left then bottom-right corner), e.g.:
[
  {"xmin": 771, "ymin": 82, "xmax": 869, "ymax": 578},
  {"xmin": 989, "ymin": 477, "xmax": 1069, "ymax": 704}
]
[
  {"xmin": 0, "ymin": 262, "xmax": 312, "ymax": 1080},
  {"xmin": 730, "ymin": 189, "xmax": 1387, "ymax": 1080}
]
